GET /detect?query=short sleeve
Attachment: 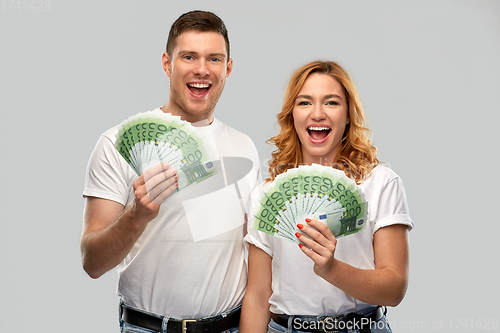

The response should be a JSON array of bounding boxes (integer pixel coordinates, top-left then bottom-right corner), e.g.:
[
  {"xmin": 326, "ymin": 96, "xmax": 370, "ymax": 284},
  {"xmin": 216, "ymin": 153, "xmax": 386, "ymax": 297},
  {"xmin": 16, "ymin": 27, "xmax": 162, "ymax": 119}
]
[
  {"xmin": 244, "ymin": 185, "xmax": 273, "ymax": 257},
  {"xmin": 371, "ymin": 176, "xmax": 413, "ymax": 233},
  {"xmin": 83, "ymin": 132, "xmax": 134, "ymax": 206}
]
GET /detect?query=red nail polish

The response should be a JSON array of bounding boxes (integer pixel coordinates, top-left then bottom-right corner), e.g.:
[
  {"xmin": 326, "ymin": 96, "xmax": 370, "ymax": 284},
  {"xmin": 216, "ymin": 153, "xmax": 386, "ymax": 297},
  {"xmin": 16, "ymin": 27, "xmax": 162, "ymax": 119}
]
[
  {"xmin": 295, "ymin": 232, "xmax": 301, "ymax": 238},
  {"xmin": 305, "ymin": 218, "xmax": 312, "ymax": 223},
  {"xmin": 298, "ymin": 243, "xmax": 303, "ymax": 248},
  {"xmin": 297, "ymin": 224, "xmax": 303, "ymax": 229}
]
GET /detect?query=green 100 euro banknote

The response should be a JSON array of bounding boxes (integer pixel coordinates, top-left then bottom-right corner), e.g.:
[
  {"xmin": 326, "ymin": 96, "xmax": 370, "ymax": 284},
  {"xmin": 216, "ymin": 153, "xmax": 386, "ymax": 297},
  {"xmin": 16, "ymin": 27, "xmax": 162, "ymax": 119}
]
[
  {"xmin": 114, "ymin": 110, "xmax": 220, "ymax": 193},
  {"xmin": 251, "ymin": 164, "xmax": 368, "ymax": 243}
]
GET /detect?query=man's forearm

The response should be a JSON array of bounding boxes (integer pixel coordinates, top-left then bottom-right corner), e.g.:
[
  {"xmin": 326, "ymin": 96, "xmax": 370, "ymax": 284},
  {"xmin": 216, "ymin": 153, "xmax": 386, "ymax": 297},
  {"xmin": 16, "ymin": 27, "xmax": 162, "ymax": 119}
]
[{"xmin": 81, "ymin": 207, "xmax": 148, "ymax": 279}]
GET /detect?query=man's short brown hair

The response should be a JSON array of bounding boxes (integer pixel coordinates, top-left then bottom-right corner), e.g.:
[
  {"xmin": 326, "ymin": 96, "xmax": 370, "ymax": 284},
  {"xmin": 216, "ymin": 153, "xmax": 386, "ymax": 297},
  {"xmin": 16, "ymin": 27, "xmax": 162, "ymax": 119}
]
[{"xmin": 166, "ymin": 10, "xmax": 230, "ymax": 60}]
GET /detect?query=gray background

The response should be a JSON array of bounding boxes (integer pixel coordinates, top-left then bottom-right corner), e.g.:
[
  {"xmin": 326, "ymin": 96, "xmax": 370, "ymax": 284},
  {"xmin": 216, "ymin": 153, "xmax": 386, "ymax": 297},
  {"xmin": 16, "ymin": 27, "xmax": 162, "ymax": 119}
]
[{"xmin": 1, "ymin": 0, "xmax": 499, "ymax": 332}]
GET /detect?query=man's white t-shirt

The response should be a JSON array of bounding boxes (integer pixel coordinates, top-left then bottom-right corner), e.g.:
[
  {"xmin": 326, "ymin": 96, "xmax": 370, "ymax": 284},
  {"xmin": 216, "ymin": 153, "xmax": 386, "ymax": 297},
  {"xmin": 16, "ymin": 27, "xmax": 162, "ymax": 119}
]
[
  {"xmin": 245, "ymin": 164, "xmax": 413, "ymax": 316},
  {"xmin": 83, "ymin": 109, "xmax": 262, "ymax": 318}
]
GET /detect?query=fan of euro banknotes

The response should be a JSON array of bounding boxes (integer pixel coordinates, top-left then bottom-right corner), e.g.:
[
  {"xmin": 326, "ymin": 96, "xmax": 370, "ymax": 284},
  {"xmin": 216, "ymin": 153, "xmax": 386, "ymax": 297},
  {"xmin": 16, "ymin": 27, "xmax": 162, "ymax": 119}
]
[
  {"xmin": 252, "ymin": 165, "xmax": 368, "ymax": 243},
  {"xmin": 114, "ymin": 110, "xmax": 219, "ymax": 193}
]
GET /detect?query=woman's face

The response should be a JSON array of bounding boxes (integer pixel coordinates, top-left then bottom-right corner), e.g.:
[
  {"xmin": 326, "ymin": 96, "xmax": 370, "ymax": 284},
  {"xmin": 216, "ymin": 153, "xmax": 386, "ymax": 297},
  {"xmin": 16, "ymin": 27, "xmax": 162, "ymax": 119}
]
[{"xmin": 292, "ymin": 73, "xmax": 349, "ymax": 165}]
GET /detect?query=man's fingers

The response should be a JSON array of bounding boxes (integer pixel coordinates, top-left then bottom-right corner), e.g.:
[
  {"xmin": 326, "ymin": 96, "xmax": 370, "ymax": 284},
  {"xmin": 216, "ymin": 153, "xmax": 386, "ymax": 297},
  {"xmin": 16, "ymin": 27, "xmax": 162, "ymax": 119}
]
[
  {"xmin": 143, "ymin": 162, "xmax": 173, "ymax": 183},
  {"xmin": 144, "ymin": 163, "xmax": 177, "ymax": 191},
  {"xmin": 130, "ymin": 162, "xmax": 179, "ymax": 210},
  {"xmin": 145, "ymin": 168, "xmax": 177, "ymax": 190},
  {"xmin": 150, "ymin": 181, "xmax": 178, "ymax": 204},
  {"xmin": 147, "ymin": 172, "xmax": 178, "ymax": 203}
]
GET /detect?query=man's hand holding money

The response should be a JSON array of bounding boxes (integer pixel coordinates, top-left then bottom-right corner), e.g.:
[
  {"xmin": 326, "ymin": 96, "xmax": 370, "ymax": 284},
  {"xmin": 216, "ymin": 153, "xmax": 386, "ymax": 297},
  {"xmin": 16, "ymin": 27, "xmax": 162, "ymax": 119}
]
[{"xmin": 130, "ymin": 162, "xmax": 178, "ymax": 223}]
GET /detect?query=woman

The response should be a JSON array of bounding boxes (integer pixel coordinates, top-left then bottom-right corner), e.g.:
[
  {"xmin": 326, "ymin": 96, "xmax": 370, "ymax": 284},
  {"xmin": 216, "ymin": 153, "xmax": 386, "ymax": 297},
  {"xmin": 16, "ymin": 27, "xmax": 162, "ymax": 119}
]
[{"xmin": 240, "ymin": 61, "xmax": 413, "ymax": 333}]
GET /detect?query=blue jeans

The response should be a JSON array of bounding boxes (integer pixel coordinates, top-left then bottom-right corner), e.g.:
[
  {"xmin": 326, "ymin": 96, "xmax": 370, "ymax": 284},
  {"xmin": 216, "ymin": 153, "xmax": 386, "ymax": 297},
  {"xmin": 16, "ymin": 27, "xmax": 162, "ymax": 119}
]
[
  {"xmin": 119, "ymin": 302, "xmax": 239, "ymax": 333},
  {"xmin": 267, "ymin": 307, "xmax": 392, "ymax": 333}
]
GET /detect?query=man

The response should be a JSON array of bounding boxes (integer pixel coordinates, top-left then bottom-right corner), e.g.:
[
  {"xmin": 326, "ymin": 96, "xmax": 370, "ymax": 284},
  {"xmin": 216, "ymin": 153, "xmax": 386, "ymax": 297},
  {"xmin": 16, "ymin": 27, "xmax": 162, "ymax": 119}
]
[{"xmin": 81, "ymin": 10, "xmax": 261, "ymax": 333}]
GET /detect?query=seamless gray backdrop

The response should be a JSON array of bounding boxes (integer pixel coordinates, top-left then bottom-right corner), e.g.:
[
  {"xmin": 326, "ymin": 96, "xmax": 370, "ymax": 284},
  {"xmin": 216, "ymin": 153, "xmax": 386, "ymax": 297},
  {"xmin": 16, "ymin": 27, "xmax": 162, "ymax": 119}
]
[{"xmin": 1, "ymin": 0, "xmax": 499, "ymax": 332}]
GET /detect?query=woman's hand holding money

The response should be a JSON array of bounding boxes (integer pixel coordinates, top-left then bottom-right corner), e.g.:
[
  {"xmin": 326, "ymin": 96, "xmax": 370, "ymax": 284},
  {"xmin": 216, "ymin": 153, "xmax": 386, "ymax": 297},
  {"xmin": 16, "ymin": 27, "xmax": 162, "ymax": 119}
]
[
  {"xmin": 296, "ymin": 218, "xmax": 338, "ymax": 279},
  {"xmin": 296, "ymin": 218, "xmax": 410, "ymax": 306}
]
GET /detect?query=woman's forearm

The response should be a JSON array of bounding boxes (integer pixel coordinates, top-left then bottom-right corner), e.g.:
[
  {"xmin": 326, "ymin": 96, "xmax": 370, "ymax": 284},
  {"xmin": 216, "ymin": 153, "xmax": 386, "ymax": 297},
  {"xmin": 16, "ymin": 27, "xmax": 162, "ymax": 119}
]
[{"xmin": 240, "ymin": 244, "xmax": 273, "ymax": 332}]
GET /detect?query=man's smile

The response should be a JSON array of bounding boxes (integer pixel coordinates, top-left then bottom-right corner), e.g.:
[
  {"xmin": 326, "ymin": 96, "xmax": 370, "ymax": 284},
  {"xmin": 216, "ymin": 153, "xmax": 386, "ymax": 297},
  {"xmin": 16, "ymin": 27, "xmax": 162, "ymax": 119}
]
[{"xmin": 187, "ymin": 82, "xmax": 212, "ymax": 97}]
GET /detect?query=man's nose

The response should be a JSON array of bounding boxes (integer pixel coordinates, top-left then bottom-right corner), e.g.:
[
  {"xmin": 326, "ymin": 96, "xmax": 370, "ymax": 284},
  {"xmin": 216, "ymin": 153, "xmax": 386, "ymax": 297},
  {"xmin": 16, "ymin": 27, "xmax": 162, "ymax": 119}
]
[{"xmin": 193, "ymin": 59, "xmax": 210, "ymax": 77}]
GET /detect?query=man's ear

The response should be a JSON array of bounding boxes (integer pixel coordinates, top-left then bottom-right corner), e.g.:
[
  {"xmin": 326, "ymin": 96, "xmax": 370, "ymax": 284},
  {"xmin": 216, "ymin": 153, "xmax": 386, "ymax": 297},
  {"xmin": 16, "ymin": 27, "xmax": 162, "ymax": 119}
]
[
  {"xmin": 226, "ymin": 58, "xmax": 233, "ymax": 78},
  {"xmin": 162, "ymin": 52, "xmax": 172, "ymax": 78}
]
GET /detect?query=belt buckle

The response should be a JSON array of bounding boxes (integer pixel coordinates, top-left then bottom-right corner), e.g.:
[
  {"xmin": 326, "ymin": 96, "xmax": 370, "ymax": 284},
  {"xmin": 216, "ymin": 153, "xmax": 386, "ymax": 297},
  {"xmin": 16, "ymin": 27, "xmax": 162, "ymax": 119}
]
[{"xmin": 181, "ymin": 319, "xmax": 197, "ymax": 333}]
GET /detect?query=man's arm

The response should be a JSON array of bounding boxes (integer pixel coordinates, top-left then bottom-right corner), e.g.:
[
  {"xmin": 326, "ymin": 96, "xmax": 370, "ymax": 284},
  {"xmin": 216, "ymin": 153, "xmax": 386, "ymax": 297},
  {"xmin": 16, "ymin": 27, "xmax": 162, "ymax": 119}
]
[{"xmin": 80, "ymin": 162, "xmax": 178, "ymax": 278}]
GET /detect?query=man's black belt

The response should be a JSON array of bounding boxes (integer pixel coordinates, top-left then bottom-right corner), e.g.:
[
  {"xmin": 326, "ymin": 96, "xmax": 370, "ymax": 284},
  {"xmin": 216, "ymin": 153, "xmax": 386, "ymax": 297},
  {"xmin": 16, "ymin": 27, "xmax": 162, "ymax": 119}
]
[
  {"xmin": 271, "ymin": 306, "xmax": 385, "ymax": 333},
  {"xmin": 122, "ymin": 305, "xmax": 240, "ymax": 333}
]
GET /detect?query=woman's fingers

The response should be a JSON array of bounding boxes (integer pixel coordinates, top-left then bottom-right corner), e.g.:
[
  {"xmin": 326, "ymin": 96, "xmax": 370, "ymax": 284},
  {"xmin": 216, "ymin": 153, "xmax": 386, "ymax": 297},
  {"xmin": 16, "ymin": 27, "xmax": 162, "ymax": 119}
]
[
  {"xmin": 296, "ymin": 218, "xmax": 337, "ymax": 257},
  {"xmin": 296, "ymin": 218, "xmax": 338, "ymax": 277},
  {"xmin": 304, "ymin": 218, "xmax": 337, "ymax": 242}
]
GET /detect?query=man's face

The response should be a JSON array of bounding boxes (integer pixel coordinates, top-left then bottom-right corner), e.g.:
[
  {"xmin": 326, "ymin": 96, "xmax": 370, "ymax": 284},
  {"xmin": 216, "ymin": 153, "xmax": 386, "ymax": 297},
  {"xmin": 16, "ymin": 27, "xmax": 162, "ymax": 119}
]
[{"xmin": 162, "ymin": 30, "xmax": 233, "ymax": 123}]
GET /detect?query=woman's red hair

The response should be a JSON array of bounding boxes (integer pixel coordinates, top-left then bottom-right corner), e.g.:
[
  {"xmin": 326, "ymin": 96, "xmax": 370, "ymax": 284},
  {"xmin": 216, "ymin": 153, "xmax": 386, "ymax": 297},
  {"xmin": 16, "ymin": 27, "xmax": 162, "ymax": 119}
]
[{"xmin": 267, "ymin": 61, "xmax": 379, "ymax": 184}]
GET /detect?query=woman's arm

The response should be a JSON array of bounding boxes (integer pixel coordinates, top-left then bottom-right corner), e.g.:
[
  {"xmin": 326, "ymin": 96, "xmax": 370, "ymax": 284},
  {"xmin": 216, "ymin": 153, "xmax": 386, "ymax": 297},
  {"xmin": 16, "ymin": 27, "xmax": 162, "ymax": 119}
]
[
  {"xmin": 297, "ymin": 220, "xmax": 409, "ymax": 306},
  {"xmin": 240, "ymin": 244, "xmax": 273, "ymax": 332}
]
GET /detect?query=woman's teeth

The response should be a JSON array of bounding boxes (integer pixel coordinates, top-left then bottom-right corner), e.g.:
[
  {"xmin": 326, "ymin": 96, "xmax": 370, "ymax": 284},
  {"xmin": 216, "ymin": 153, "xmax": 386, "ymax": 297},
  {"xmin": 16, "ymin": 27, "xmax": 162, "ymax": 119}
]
[
  {"xmin": 308, "ymin": 126, "xmax": 330, "ymax": 131},
  {"xmin": 307, "ymin": 126, "xmax": 331, "ymax": 140}
]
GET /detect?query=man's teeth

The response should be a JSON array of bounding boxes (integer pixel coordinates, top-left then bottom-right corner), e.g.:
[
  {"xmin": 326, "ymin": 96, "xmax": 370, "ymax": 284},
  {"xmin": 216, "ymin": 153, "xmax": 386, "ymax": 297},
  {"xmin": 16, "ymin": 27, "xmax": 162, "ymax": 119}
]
[
  {"xmin": 308, "ymin": 127, "xmax": 330, "ymax": 131},
  {"xmin": 189, "ymin": 83, "xmax": 210, "ymax": 88}
]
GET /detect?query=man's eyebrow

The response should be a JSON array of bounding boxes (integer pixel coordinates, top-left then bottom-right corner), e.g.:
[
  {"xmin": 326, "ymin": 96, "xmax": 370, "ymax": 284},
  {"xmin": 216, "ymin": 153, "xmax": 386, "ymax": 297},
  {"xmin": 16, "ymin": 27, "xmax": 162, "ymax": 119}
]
[
  {"xmin": 178, "ymin": 50, "xmax": 227, "ymax": 58},
  {"xmin": 178, "ymin": 50, "xmax": 196, "ymax": 55},
  {"xmin": 209, "ymin": 53, "xmax": 227, "ymax": 58}
]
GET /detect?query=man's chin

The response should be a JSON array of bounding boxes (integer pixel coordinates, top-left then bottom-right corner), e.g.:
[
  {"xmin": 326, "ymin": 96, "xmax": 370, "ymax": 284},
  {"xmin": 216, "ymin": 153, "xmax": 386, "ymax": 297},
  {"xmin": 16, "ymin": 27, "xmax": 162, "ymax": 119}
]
[{"xmin": 182, "ymin": 107, "xmax": 214, "ymax": 123}]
